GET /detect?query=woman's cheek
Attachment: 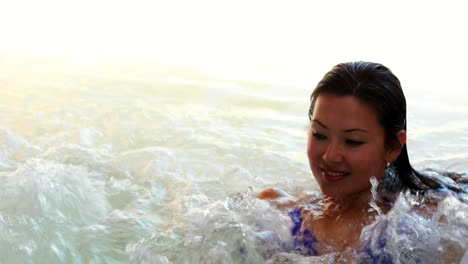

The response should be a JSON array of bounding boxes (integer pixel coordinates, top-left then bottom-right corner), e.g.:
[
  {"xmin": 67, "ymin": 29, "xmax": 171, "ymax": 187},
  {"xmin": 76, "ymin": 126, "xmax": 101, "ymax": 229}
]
[{"xmin": 307, "ymin": 140, "xmax": 323, "ymax": 162}]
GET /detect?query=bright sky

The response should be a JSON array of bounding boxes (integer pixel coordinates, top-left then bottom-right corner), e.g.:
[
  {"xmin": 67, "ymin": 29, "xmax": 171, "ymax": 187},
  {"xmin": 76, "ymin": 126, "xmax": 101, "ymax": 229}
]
[{"xmin": 1, "ymin": 0, "xmax": 467, "ymax": 98}]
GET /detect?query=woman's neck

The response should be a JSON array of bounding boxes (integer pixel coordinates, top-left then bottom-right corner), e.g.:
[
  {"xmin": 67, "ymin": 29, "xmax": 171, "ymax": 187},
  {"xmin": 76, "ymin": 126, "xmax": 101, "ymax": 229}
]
[{"xmin": 321, "ymin": 190, "xmax": 378, "ymax": 219}]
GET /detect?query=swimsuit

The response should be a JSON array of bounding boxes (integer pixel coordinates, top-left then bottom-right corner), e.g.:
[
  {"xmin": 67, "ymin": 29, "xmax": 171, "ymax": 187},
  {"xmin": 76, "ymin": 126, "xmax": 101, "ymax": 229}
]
[
  {"xmin": 289, "ymin": 207, "xmax": 392, "ymax": 263},
  {"xmin": 289, "ymin": 208, "xmax": 318, "ymax": 255}
]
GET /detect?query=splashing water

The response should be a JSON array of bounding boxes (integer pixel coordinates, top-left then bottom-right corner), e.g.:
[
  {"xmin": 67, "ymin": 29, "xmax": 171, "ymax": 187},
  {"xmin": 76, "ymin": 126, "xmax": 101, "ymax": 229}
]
[
  {"xmin": 266, "ymin": 173, "xmax": 468, "ymax": 264},
  {"xmin": 127, "ymin": 188, "xmax": 295, "ymax": 263},
  {"xmin": 361, "ymin": 191, "xmax": 468, "ymax": 263},
  {"xmin": 369, "ymin": 176, "xmax": 384, "ymax": 216}
]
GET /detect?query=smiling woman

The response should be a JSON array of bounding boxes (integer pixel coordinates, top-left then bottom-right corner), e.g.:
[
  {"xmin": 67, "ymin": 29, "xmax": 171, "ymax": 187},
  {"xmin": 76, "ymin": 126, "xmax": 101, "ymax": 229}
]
[{"xmin": 258, "ymin": 61, "xmax": 467, "ymax": 262}]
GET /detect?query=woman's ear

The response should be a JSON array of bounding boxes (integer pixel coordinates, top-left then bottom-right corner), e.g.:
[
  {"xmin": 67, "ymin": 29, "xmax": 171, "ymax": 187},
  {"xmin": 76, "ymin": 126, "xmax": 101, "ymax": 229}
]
[
  {"xmin": 396, "ymin": 130, "xmax": 406, "ymax": 147},
  {"xmin": 386, "ymin": 130, "xmax": 407, "ymax": 163}
]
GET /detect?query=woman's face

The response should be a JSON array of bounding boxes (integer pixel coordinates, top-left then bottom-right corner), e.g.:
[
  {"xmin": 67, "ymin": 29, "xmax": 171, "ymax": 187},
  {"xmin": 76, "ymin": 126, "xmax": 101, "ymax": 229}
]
[{"xmin": 307, "ymin": 94, "xmax": 400, "ymax": 199}]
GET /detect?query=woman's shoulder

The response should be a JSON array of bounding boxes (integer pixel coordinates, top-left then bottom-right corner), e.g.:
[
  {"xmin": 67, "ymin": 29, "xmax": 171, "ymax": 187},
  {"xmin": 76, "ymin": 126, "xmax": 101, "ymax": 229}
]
[
  {"xmin": 256, "ymin": 188, "xmax": 291, "ymax": 200},
  {"xmin": 257, "ymin": 188, "xmax": 321, "ymax": 212}
]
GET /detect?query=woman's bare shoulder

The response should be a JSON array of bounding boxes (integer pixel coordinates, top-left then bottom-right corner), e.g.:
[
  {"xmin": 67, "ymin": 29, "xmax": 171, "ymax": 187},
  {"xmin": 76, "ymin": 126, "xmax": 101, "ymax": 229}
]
[
  {"xmin": 257, "ymin": 188, "xmax": 292, "ymax": 200},
  {"xmin": 257, "ymin": 188, "xmax": 320, "ymax": 211}
]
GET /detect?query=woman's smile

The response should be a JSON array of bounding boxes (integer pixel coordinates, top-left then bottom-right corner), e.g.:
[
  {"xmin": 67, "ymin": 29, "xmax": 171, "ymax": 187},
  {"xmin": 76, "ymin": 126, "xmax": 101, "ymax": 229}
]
[{"xmin": 320, "ymin": 165, "xmax": 350, "ymax": 182}]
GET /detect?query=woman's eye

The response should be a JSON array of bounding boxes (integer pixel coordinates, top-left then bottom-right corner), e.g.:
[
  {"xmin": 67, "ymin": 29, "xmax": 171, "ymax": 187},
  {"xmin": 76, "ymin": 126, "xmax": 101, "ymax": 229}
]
[
  {"xmin": 312, "ymin": 132, "xmax": 326, "ymax": 140},
  {"xmin": 346, "ymin": 139, "xmax": 364, "ymax": 146}
]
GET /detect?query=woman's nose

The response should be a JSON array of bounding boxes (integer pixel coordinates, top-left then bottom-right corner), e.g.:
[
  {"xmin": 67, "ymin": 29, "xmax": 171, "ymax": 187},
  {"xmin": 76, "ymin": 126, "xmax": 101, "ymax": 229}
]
[{"xmin": 323, "ymin": 142, "xmax": 343, "ymax": 163}]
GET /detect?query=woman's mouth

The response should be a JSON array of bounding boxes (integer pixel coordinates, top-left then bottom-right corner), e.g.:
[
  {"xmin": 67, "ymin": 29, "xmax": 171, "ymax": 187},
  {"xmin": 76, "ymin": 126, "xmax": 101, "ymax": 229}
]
[{"xmin": 321, "ymin": 167, "xmax": 350, "ymax": 182}]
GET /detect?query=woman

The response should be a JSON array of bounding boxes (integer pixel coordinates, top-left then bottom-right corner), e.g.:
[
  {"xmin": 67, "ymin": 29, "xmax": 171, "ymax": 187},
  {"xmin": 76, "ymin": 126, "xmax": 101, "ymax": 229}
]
[{"xmin": 258, "ymin": 61, "xmax": 466, "ymax": 262}]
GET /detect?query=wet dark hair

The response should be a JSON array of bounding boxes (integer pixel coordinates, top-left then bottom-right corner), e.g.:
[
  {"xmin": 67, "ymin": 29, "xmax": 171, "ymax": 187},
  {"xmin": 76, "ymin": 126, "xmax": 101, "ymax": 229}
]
[{"xmin": 308, "ymin": 61, "xmax": 441, "ymax": 192}]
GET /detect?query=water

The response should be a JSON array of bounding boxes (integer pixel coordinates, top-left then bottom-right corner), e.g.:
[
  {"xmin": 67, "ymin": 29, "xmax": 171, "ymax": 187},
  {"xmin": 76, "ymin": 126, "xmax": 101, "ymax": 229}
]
[{"xmin": 1, "ymin": 57, "xmax": 467, "ymax": 263}]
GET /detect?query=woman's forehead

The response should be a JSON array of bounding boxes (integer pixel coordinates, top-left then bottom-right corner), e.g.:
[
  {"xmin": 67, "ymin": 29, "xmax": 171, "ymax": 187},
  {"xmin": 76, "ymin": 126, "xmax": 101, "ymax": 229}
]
[{"xmin": 312, "ymin": 94, "xmax": 382, "ymax": 131}]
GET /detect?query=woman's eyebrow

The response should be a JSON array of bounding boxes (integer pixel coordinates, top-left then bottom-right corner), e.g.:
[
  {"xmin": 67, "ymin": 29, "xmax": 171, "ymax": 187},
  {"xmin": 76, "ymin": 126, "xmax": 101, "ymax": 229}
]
[
  {"xmin": 311, "ymin": 119, "xmax": 327, "ymax": 128},
  {"xmin": 344, "ymin": 128, "xmax": 369, "ymax": 133},
  {"xmin": 312, "ymin": 119, "xmax": 368, "ymax": 133}
]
